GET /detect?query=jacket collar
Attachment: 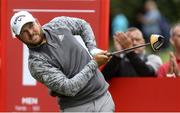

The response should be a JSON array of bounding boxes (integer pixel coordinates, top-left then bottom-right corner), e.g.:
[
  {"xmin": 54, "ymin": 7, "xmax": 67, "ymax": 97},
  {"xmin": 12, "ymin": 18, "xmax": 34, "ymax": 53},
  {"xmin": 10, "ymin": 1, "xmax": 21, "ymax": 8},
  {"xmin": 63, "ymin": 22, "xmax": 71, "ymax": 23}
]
[{"xmin": 43, "ymin": 28, "xmax": 58, "ymax": 48}]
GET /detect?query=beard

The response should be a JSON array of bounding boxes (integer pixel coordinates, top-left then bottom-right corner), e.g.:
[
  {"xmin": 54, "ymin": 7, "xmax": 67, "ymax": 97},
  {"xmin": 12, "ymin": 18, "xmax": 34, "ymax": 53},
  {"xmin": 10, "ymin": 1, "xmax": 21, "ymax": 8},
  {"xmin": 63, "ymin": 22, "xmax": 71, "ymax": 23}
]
[{"xmin": 27, "ymin": 29, "xmax": 45, "ymax": 48}]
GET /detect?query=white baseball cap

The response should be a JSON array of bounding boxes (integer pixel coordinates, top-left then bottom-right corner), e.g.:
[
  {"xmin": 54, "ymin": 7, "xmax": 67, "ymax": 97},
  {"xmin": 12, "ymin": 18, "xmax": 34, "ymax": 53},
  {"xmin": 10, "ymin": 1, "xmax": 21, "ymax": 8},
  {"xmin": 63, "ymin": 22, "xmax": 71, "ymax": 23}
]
[{"xmin": 10, "ymin": 11, "xmax": 35, "ymax": 38}]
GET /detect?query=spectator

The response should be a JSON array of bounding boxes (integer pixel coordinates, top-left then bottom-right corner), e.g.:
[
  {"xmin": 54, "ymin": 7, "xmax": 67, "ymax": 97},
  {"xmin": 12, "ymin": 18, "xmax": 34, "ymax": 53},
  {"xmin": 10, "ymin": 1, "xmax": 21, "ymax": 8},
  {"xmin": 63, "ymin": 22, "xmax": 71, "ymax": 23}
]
[
  {"xmin": 138, "ymin": 0, "xmax": 161, "ymax": 41},
  {"xmin": 111, "ymin": 8, "xmax": 129, "ymax": 35},
  {"xmin": 157, "ymin": 23, "xmax": 180, "ymax": 77},
  {"xmin": 111, "ymin": 13, "xmax": 129, "ymax": 35},
  {"xmin": 10, "ymin": 11, "xmax": 114, "ymax": 112},
  {"xmin": 102, "ymin": 27, "xmax": 162, "ymax": 79}
]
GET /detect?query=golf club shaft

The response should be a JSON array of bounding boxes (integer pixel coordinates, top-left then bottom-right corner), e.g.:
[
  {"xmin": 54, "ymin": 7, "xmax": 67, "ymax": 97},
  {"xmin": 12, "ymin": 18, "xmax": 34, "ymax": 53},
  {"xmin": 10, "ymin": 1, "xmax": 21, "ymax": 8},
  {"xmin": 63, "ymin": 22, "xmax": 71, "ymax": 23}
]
[{"xmin": 108, "ymin": 43, "xmax": 150, "ymax": 56}]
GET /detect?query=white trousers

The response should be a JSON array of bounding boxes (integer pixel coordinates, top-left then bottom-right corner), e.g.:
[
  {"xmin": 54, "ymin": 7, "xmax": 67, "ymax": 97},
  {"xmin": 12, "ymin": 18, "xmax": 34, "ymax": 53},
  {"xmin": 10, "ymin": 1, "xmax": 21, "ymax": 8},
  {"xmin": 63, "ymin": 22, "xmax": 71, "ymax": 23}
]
[{"xmin": 61, "ymin": 91, "xmax": 115, "ymax": 112}]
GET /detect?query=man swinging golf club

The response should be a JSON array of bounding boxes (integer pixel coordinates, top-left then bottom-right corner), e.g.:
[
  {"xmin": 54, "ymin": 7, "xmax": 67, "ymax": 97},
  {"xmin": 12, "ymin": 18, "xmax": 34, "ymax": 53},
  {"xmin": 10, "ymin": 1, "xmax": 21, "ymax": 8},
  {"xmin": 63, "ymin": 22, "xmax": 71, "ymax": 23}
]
[{"xmin": 10, "ymin": 11, "xmax": 114, "ymax": 112}]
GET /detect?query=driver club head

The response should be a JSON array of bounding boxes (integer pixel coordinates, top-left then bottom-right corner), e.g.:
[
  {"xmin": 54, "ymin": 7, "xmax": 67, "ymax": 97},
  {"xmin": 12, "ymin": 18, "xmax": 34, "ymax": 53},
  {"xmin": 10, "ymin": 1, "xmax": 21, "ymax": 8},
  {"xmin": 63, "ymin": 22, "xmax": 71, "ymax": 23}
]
[{"xmin": 150, "ymin": 34, "xmax": 165, "ymax": 51}]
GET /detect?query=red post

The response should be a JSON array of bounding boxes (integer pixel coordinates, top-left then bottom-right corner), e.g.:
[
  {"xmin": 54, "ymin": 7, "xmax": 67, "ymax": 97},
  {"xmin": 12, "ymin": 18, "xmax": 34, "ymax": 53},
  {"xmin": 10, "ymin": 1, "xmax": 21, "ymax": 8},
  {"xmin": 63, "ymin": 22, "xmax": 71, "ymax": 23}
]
[
  {"xmin": 99, "ymin": 0, "xmax": 110, "ymax": 50},
  {"xmin": 0, "ymin": 0, "xmax": 7, "ymax": 111}
]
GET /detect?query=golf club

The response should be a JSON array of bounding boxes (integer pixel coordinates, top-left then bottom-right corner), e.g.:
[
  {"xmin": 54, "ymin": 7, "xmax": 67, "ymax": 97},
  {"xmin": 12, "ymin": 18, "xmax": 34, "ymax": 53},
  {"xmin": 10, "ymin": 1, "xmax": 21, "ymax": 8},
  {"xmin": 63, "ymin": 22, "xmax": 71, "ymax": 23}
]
[{"xmin": 108, "ymin": 34, "xmax": 165, "ymax": 56}]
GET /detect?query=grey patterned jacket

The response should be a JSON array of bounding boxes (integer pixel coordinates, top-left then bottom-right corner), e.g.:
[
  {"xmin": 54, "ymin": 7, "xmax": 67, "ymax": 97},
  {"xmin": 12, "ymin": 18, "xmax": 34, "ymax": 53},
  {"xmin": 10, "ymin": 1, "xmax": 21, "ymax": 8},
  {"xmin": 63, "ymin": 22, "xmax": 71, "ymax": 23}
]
[{"xmin": 28, "ymin": 16, "xmax": 109, "ymax": 109}]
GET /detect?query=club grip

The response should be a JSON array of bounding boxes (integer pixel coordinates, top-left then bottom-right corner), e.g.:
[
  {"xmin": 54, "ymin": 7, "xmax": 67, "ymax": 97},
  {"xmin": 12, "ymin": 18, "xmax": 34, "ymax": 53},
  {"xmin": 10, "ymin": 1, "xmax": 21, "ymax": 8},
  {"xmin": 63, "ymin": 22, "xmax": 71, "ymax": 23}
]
[{"xmin": 106, "ymin": 52, "xmax": 113, "ymax": 57}]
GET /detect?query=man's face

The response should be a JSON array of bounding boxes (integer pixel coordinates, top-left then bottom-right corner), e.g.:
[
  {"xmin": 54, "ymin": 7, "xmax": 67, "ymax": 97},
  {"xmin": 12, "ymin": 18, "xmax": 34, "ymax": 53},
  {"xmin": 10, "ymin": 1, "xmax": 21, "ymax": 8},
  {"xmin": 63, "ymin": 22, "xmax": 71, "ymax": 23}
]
[
  {"xmin": 127, "ymin": 30, "xmax": 145, "ymax": 53},
  {"xmin": 17, "ymin": 20, "xmax": 44, "ymax": 47},
  {"xmin": 171, "ymin": 26, "xmax": 180, "ymax": 50}
]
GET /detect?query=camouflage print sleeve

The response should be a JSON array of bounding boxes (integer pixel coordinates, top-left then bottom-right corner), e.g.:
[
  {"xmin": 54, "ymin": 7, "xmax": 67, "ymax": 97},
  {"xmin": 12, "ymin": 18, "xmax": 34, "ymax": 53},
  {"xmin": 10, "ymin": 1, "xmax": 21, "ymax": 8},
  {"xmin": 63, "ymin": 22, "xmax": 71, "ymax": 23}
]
[
  {"xmin": 28, "ymin": 54, "xmax": 98, "ymax": 97},
  {"xmin": 48, "ymin": 16, "xmax": 98, "ymax": 51}
]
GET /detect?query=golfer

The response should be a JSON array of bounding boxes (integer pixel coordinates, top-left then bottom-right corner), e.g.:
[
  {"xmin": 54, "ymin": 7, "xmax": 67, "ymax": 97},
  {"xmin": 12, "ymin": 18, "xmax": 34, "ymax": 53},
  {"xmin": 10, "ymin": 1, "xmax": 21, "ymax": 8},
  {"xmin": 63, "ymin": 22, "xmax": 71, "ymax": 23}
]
[{"xmin": 10, "ymin": 11, "xmax": 114, "ymax": 112}]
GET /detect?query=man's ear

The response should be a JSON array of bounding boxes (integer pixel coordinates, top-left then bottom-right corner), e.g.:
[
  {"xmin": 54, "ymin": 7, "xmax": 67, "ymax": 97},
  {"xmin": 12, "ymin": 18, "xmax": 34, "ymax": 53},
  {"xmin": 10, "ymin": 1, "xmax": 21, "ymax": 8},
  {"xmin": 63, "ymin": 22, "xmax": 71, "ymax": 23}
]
[{"xmin": 170, "ymin": 37, "xmax": 174, "ymax": 46}]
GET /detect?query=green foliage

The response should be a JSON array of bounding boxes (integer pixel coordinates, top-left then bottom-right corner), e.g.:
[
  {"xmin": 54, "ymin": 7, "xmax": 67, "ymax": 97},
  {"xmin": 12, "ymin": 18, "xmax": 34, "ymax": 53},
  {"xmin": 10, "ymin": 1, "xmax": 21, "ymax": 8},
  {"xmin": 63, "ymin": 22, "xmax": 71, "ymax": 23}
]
[
  {"xmin": 110, "ymin": 0, "xmax": 180, "ymax": 62},
  {"xmin": 110, "ymin": 0, "xmax": 180, "ymax": 25}
]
